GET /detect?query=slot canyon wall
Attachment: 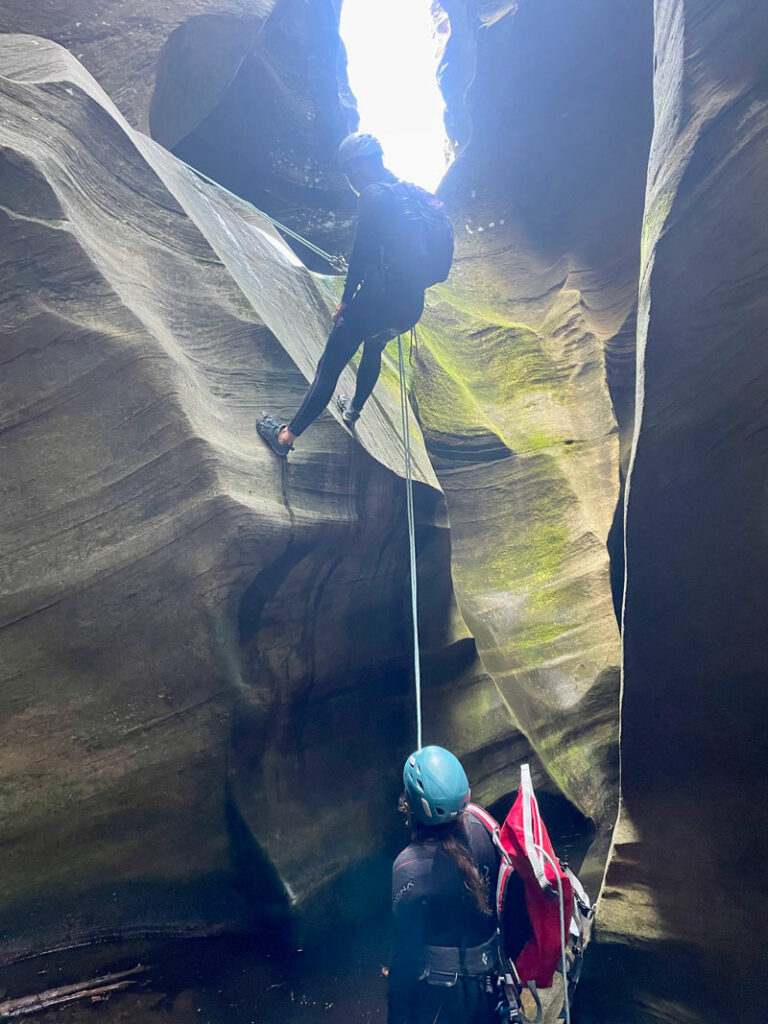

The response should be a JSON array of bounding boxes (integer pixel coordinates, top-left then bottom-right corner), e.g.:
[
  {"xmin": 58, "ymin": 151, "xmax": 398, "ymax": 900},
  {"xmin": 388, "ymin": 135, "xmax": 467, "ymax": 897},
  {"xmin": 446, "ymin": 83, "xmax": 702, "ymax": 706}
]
[
  {"xmin": 577, "ymin": 2, "xmax": 768, "ymax": 1022},
  {"xmin": 416, "ymin": 0, "xmax": 654, "ymax": 823},
  {"xmin": 0, "ymin": 31, "xmax": 533, "ymax": 959},
  {"xmin": 0, "ymin": 0, "xmax": 358, "ymax": 269},
  {"xmin": 0, "ymin": 1, "xmax": 766, "ymax": 1022}
]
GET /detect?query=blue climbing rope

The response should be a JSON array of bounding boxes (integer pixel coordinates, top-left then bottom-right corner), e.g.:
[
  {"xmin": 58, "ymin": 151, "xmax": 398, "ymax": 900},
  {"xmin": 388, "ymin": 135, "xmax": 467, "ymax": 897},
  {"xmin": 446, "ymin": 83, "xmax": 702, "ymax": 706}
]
[{"xmin": 397, "ymin": 329, "xmax": 422, "ymax": 751}]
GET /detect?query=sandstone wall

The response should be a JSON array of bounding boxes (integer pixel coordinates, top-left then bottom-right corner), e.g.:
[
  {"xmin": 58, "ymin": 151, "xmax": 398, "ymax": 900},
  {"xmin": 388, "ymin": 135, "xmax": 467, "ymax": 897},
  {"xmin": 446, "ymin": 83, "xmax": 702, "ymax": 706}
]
[
  {"xmin": 410, "ymin": 0, "xmax": 655, "ymax": 822},
  {"xmin": 0, "ymin": 35, "xmax": 533, "ymax": 959},
  {"xmin": 578, "ymin": 2, "xmax": 768, "ymax": 1021},
  {"xmin": 0, "ymin": 0, "xmax": 356, "ymax": 269},
  {"xmin": 5, "ymin": 4, "xmax": 764, "ymax": 1015},
  {"xmin": 0, "ymin": 0, "xmax": 652, "ymax": 963}
]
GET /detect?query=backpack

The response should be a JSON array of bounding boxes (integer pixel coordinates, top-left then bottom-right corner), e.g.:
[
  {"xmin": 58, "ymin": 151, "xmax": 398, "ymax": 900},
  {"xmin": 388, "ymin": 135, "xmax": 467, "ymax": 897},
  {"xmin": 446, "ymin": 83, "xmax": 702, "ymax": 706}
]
[
  {"xmin": 387, "ymin": 182, "xmax": 454, "ymax": 289},
  {"xmin": 468, "ymin": 764, "xmax": 594, "ymax": 1023}
]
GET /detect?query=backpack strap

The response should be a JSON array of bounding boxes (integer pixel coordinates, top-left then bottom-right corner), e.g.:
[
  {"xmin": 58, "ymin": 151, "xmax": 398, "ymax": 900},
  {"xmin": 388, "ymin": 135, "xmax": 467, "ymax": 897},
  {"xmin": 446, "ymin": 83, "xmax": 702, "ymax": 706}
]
[
  {"xmin": 467, "ymin": 804, "xmax": 514, "ymax": 918},
  {"xmin": 525, "ymin": 981, "xmax": 543, "ymax": 1023},
  {"xmin": 564, "ymin": 866, "xmax": 593, "ymax": 917},
  {"xmin": 467, "ymin": 803, "xmax": 512, "ymax": 865},
  {"xmin": 467, "ymin": 802, "xmax": 500, "ymax": 834},
  {"xmin": 500, "ymin": 975, "xmax": 543, "ymax": 1024}
]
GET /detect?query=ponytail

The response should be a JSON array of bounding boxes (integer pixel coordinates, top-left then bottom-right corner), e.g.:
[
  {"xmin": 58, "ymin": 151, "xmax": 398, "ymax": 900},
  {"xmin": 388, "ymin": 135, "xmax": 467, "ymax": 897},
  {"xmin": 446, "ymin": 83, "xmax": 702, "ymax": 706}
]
[{"xmin": 409, "ymin": 811, "xmax": 492, "ymax": 916}]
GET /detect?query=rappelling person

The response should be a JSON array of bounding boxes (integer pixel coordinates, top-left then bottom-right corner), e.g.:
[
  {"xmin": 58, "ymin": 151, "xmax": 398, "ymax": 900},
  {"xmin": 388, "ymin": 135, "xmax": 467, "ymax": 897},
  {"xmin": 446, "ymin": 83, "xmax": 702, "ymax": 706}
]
[
  {"xmin": 256, "ymin": 131, "xmax": 453, "ymax": 456},
  {"xmin": 387, "ymin": 746, "xmax": 505, "ymax": 1024}
]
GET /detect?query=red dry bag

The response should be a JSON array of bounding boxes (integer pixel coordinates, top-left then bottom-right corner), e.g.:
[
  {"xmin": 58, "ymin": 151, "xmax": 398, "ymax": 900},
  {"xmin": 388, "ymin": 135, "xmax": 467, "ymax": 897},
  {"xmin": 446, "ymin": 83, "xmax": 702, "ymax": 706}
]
[{"xmin": 496, "ymin": 764, "xmax": 574, "ymax": 987}]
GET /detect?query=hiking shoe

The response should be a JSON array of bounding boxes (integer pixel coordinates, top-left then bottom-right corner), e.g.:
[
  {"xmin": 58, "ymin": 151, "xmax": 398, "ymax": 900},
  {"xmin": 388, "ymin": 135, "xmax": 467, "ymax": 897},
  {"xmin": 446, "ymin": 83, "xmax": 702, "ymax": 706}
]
[
  {"xmin": 336, "ymin": 394, "xmax": 360, "ymax": 426},
  {"xmin": 256, "ymin": 412, "xmax": 294, "ymax": 457}
]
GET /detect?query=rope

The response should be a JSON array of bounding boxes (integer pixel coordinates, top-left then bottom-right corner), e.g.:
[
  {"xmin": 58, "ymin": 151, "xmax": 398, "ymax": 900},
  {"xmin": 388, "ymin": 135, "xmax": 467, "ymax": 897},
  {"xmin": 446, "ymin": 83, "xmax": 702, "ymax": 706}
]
[
  {"xmin": 183, "ymin": 152, "xmax": 422, "ymax": 746},
  {"xmin": 177, "ymin": 159, "xmax": 348, "ymax": 272},
  {"xmin": 532, "ymin": 844, "xmax": 571, "ymax": 1024},
  {"xmin": 397, "ymin": 329, "xmax": 423, "ymax": 751}
]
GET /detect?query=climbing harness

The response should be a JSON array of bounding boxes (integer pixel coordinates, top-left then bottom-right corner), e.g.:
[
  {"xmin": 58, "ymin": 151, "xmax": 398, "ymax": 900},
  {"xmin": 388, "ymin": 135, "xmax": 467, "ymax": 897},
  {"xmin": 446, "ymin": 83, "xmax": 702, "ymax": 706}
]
[
  {"xmin": 177, "ymin": 158, "xmax": 348, "ymax": 272},
  {"xmin": 397, "ymin": 328, "xmax": 422, "ymax": 751}
]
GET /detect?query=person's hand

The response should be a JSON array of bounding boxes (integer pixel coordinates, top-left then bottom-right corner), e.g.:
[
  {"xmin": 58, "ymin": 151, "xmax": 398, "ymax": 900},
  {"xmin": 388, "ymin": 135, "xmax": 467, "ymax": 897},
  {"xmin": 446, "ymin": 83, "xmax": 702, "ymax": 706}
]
[
  {"xmin": 380, "ymin": 966, "xmax": 389, "ymax": 979},
  {"xmin": 333, "ymin": 301, "xmax": 347, "ymax": 325}
]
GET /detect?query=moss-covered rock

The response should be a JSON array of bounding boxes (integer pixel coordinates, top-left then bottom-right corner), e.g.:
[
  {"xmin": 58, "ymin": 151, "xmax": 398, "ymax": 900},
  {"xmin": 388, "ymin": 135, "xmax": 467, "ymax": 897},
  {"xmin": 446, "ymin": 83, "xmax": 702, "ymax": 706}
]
[{"xmin": 402, "ymin": 0, "xmax": 655, "ymax": 828}]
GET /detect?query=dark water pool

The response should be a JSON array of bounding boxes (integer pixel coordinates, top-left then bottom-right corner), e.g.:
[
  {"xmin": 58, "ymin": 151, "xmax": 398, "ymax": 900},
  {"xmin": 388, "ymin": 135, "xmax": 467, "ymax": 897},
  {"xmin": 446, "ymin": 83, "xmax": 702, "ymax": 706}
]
[
  {"xmin": 1, "ymin": 920, "xmax": 390, "ymax": 1024},
  {"xmin": 0, "ymin": 805, "xmax": 603, "ymax": 1024}
]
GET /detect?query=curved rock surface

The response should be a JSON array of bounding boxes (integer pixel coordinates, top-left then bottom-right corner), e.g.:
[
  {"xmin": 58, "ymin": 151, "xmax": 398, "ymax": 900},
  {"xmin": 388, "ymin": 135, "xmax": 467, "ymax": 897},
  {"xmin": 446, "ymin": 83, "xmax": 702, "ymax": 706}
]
[
  {"xmin": 0, "ymin": 0, "xmax": 357, "ymax": 270},
  {"xmin": 0, "ymin": 34, "xmax": 537, "ymax": 960},
  {"xmin": 0, "ymin": 0, "xmax": 272, "ymax": 130},
  {"xmin": 0, "ymin": 0, "xmax": 648, "ymax": 973},
  {"xmin": 410, "ymin": 0, "xmax": 655, "ymax": 823},
  {"xmin": 578, "ymin": 2, "xmax": 768, "ymax": 1021},
  {"xmin": 5, "ymin": 2, "xmax": 764, "ymax": 1017}
]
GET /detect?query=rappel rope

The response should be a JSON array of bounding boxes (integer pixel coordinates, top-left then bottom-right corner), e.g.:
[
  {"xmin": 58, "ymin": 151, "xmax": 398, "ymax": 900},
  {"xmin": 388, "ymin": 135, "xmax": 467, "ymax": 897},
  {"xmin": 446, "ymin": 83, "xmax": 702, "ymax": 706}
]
[
  {"xmin": 185, "ymin": 157, "xmax": 424, "ymax": 746},
  {"xmin": 179, "ymin": 159, "xmax": 348, "ymax": 272},
  {"xmin": 533, "ymin": 844, "xmax": 571, "ymax": 1024},
  {"xmin": 397, "ymin": 329, "xmax": 423, "ymax": 751}
]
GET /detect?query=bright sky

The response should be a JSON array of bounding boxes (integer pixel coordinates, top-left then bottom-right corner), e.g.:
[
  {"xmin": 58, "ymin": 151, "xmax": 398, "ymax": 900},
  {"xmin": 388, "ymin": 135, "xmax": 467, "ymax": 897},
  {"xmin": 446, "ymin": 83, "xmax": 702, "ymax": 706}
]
[{"xmin": 339, "ymin": 0, "xmax": 450, "ymax": 192}]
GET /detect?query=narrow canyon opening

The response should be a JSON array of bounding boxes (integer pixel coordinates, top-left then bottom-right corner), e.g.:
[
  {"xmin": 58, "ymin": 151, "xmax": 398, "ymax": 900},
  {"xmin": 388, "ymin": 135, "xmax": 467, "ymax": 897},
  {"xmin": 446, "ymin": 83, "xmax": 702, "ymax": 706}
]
[{"xmin": 339, "ymin": 0, "xmax": 452, "ymax": 191}]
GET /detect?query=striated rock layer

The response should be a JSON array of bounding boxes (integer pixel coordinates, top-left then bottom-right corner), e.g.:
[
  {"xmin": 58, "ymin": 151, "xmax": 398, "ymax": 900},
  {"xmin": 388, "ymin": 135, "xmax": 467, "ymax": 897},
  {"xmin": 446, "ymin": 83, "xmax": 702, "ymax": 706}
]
[
  {"xmin": 578, "ymin": 2, "xmax": 768, "ymax": 1021},
  {"xmin": 0, "ymin": 35, "xmax": 536, "ymax": 960},
  {"xmin": 410, "ymin": 0, "xmax": 655, "ymax": 824}
]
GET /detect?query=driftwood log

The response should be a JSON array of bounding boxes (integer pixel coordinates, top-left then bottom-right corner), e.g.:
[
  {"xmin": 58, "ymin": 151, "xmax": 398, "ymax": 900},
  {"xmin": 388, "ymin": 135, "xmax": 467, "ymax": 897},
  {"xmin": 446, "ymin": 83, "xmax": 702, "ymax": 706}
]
[{"xmin": 0, "ymin": 966, "xmax": 147, "ymax": 1019}]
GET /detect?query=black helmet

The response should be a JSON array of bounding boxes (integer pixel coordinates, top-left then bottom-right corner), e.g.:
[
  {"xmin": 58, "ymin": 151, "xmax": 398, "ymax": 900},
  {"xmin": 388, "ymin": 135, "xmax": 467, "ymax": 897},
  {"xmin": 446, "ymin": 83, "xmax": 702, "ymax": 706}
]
[{"xmin": 337, "ymin": 131, "xmax": 384, "ymax": 168}]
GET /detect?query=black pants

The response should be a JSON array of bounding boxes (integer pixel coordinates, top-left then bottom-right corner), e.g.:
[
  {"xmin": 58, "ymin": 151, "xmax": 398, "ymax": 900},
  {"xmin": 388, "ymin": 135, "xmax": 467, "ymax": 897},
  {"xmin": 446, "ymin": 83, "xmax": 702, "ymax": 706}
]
[
  {"xmin": 288, "ymin": 277, "xmax": 424, "ymax": 437},
  {"xmin": 405, "ymin": 977, "xmax": 500, "ymax": 1024}
]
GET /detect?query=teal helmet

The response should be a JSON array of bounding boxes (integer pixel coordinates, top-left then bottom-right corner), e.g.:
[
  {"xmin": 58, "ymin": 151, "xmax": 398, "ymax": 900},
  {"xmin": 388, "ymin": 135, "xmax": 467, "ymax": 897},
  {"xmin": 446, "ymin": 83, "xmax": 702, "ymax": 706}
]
[
  {"xmin": 337, "ymin": 131, "xmax": 383, "ymax": 168},
  {"xmin": 403, "ymin": 746, "xmax": 470, "ymax": 826}
]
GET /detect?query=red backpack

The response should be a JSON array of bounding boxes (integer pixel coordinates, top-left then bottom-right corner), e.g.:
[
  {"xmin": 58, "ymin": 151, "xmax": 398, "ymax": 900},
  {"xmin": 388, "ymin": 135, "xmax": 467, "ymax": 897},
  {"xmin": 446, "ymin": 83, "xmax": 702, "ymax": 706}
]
[{"xmin": 469, "ymin": 765, "xmax": 593, "ymax": 1021}]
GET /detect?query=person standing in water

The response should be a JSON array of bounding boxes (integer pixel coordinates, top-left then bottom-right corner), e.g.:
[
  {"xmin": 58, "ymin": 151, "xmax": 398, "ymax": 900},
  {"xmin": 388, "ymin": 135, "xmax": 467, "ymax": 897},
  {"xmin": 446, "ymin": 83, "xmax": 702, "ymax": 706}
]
[
  {"xmin": 256, "ymin": 131, "xmax": 451, "ymax": 456},
  {"xmin": 387, "ymin": 746, "xmax": 502, "ymax": 1024}
]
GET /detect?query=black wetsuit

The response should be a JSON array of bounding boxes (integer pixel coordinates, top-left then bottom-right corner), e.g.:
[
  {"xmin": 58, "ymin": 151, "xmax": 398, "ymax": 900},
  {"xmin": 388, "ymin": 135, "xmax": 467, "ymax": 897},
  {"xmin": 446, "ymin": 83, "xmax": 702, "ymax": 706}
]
[
  {"xmin": 388, "ymin": 813, "xmax": 502, "ymax": 1024},
  {"xmin": 288, "ymin": 172, "xmax": 425, "ymax": 437}
]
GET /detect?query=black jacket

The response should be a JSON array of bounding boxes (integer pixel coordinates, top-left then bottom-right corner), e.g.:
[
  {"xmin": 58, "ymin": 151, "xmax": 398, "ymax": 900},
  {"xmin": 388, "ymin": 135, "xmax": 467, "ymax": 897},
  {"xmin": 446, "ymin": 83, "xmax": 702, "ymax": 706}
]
[{"xmin": 388, "ymin": 813, "xmax": 500, "ymax": 1024}]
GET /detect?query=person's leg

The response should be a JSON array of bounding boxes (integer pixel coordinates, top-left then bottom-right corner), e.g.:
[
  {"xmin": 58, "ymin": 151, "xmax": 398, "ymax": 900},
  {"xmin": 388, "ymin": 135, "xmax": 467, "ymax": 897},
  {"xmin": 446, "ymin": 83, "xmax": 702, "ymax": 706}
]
[
  {"xmin": 351, "ymin": 337, "xmax": 385, "ymax": 412},
  {"xmin": 266, "ymin": 282, "xmax": 424, "ymax": 448},
  {"xmin": 280, "ymin": 318, "xmax": 361, "ymax": 443},
  {"xmin": 345, "ymin": 287, "xmax": 425, "ymax": 419}
]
